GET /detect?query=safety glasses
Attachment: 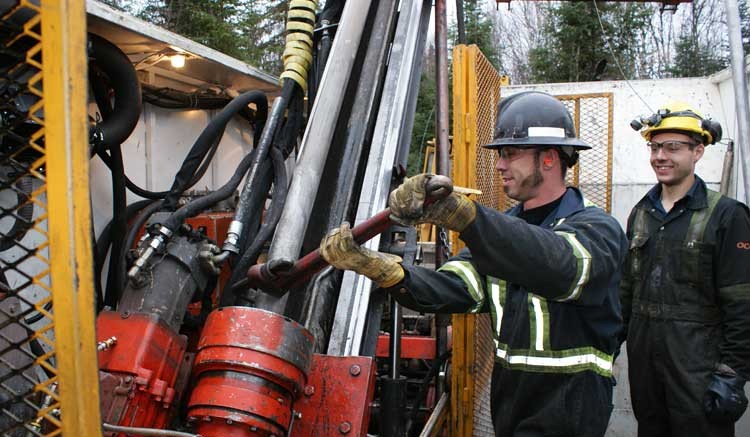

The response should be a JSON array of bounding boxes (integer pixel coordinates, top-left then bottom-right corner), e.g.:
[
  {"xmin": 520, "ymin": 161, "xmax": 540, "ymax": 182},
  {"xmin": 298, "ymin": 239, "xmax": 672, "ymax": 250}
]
[{"xmin": 647, "ymin": 140, "xmax": 696, "ymax": 154}]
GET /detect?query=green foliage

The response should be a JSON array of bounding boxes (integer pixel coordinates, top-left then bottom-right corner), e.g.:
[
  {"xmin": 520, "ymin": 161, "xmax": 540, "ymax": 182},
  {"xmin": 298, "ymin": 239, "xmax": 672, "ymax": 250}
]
[
  {"xmin": 670, "ymin": 37, "xmax": 727, "ymax": 77},
  {"xmin": 136, "ymin": 0, "xmax": 286, "ymax": 75},
  {"xmin": 407, "ymin": 67, "xmax": 437, "ymax": 177},
  {"xmin": 461, "ymin": 1, "xmax": 501, "ymax": 71},
  {"xmin": 528, "ymin": 2, "xmax": 652, "ymax": 83}
]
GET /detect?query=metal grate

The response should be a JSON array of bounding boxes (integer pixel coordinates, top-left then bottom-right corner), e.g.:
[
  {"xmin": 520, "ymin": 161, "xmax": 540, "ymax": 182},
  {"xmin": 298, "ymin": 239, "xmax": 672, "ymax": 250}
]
[
  {"xmin": 489, "ymin": 94, "xmax": 614, "ymax": 212},
  {"xmin": 1, "ymin": 2, "xmax": 60, "ymax": 436},
  {"xmin": 472, "ymin": 51, "xmax": 505, "ymax": 212},
  {"xmin": 559, "ymin": 94, "xmax": 614, "ymax": 212}
]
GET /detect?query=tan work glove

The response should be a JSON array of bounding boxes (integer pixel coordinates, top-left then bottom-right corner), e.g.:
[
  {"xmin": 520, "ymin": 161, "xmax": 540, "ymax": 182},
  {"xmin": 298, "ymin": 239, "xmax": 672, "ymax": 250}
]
[
  {"xmin": 319, "ymin": 222, "xmax": 404, "ymax": 288},
  {"xmin": 389, "ymin": 173, "xmax": 476, "ymax": 232}
]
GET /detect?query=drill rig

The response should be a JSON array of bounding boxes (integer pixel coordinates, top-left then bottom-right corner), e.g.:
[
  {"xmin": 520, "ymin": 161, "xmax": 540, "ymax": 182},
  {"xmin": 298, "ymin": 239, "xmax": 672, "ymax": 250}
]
[{"xmin": 0, "ymin": 0, "xmax": 451, "ymax": 435}]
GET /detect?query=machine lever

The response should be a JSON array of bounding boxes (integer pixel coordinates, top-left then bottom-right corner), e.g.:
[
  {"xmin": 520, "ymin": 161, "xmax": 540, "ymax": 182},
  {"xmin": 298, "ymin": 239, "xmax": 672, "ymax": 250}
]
[{"xmin": 240, "ymin": 175, "xmax": 476, "ymax": 294}]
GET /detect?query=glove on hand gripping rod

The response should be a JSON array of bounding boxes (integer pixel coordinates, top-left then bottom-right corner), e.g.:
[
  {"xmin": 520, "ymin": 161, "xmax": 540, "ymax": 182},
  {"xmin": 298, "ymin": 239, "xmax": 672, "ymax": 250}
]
[{"xmin": 240, "ymin": 175, "xmax": 471, "ymax": 295}]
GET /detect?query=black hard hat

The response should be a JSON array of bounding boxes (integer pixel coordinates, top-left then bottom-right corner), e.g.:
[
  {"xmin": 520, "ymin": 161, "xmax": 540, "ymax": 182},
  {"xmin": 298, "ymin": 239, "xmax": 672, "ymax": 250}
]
[{"xmin": 483, "ymin": 91, "xmax": 591, "ymax": 151}]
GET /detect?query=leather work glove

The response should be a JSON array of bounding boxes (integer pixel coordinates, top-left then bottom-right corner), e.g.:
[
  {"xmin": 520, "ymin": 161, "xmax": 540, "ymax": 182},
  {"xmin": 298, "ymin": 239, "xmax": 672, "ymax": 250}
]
[
  {"xmin": 319, "ymin": 222, "xmax": 404, "ymax": 288},
  {"xmin": 388, "ymin": 173, "xmax": 476, "ymax": 232},
  {"xmin": 703, "ymin": 364, "xmax": 749, "ymax": 423}
]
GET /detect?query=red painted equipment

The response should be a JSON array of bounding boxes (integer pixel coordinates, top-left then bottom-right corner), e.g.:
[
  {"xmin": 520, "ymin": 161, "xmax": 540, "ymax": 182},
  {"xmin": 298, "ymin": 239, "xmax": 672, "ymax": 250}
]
[
  {"xmin": 97, "ymin": 311, "xmax": 189, "ymax": 433},
  {"xmin": 187, "ymin": 307, "xmax": 314, "ymax": 436},
  {"xmin": 377, "ymin": 334, "xmax": 437, "ymax": 360},
  {"xmin": 292, "ymin": 355, "xmax": 377, "ymax": 437}
]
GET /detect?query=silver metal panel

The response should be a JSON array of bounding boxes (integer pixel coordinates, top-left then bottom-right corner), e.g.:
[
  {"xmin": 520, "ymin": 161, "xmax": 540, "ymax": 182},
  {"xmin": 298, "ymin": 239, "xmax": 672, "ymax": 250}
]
[
  {"xmin": 327, "ymin": 0, "xmax": 433, "ymax": 357},
  {"xmin": 266, "ymin": 0, "xmax": 373, "ymax": 266}
]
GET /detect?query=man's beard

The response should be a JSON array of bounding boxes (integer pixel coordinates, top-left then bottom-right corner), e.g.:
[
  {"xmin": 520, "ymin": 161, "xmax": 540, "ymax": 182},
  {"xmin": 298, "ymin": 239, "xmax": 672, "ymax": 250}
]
[{"xmin": 520, "ymin": 165, "xmax": 544, "ymax": 190}]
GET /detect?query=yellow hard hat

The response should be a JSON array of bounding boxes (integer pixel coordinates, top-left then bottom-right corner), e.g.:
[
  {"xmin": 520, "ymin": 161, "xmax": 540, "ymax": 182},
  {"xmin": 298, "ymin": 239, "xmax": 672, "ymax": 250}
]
[{"xmin": 630, "ymin": 102, "xmax": 722, "ymax": 145}]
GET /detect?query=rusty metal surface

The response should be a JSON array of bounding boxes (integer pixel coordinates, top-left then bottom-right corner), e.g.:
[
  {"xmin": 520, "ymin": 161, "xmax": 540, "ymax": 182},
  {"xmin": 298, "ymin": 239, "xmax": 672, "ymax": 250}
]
[
  {"xmin": 291, "ymin": 355, "xmax": 377, "ymax": 437},
  {"xmin": 188, "ymin": 307, "xmax": 315, "ymax": 437},
  {"xmin": 375, "ymin": 334, "xmax": 436, "ymax": 360},
  {"xmin": 96, "ymin": 311, "xmax": 188, "ymax": 431}
]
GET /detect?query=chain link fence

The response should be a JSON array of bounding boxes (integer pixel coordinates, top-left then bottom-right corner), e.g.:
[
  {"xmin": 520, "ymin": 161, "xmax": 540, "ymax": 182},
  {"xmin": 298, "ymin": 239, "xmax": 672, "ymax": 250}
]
[{"xmin": 1, "ymin": 2, "xmax": 60, "ymax": 436}]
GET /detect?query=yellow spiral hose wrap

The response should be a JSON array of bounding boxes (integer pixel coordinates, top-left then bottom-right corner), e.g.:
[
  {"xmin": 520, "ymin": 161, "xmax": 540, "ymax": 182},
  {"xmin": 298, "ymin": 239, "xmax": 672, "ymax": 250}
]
[{"xmin": 281, "ymin": 0, "xmax": 318, "ymax": 90}]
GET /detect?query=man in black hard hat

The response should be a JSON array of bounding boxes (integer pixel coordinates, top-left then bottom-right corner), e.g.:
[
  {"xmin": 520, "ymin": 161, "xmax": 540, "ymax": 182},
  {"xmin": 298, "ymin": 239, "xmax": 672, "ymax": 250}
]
[
  {"xmin": 621, "ymin": 103, "xmax": 750, "ymax": 436},
  {"xmin": 320, "ymin": 91, "xmax": 627, "ymax": 436}
]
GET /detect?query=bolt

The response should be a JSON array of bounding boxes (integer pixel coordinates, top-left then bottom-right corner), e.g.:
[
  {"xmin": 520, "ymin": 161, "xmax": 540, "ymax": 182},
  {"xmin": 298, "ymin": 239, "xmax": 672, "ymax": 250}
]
[
  {"xmin": 124, "ymin": 376, "xmax": 133, "ymax": 383},
  {"xmin": 202, "ymin": 416, "xmax": 212, "ymax": 422},
  {"xmin": 304, "ymin": 385, "xmax": 315, "ymax": 396},
  {"xmin": 250, "ymin": 426, "xmax": 258, "ymax": 432},
  {"xmin": 226, "ymin": 419, "xmax": 233, "ymax": 425},
  {"xmin": 295, "ymin": 411, "xmax": 303, "ymax": 419},
  {"xmin": 187, "ymin": 416, "xmax": 197, "ymax": 423},
  {"xmin": 338, "ymin": 421, "xmax": 352, "ymax": 434},
  {"xmin": 349, "ymin": 365, "xmax": 361, "ymax": 376},
  {"xmin": 277, "ymin": 397, "xmax": 284, "ymax": 404}
]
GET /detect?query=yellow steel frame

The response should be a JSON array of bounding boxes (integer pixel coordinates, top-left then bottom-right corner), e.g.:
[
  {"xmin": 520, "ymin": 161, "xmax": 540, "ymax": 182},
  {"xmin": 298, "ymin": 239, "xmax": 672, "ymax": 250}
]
[
  {"xmin": 450, "ymin": 45, "xmax": 475, "ymax": 437},
  {"xmin": 42, "ymin": 1, "xmax": 103, "ymax": 435}
]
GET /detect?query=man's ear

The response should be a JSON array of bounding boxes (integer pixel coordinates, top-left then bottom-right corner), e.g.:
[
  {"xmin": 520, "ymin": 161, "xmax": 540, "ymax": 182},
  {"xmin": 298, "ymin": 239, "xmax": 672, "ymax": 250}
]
[
  {"xmin": 694, "ymin": 143, "xmax": 705, "ymax": 163},
  {"xmin": 542, "ymin": 149, "xmax": 555, "ymax": 169}
]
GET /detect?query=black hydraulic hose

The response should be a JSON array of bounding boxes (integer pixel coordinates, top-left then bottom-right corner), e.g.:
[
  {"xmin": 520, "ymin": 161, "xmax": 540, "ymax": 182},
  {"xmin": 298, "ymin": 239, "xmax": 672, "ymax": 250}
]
[
  {"xmin": 0, "ymin": 176, "xmax": 33, "ymax": 252},
  {"xmin": 102, "ymin": 199, "xmax": 163, "ymax": 309},
  {"xmin": 95, "ymin": 199, "xmax": 155, "ymax": 311},
  {"xmin": 231, "ymin": 84, "xmax": 292, "ymax": 230},
  {"xmin": 122, "ymin": 200, "xmax": 164, "ymax": 265},
  {"xmin": 309, "ymin": 0, "xmax": 344, "ymax": 107},
  {"xmin": 234, "ymin": 159, "xmax": 272, "ymax": 248},
  {"xmin": 162, "ymin": 146, "xmax": 259, "ymax": 233},
  {"xmin": 90, "ymin": 72, "xmax": 129, "ymax": 306},
  {"xmin": 223, "ymin": 147, "xmax": 288, "ymax": 305},
  {"xmin": 162, "ymin": 90, "xmax": 268, "ymax": 210},
  {"xmin": 96, "ymin": 134, "xmax": 221, "ymax": 200},
  {"xmin": 87, "ymin": 33, "xmax": 142, "ymax": 149}
]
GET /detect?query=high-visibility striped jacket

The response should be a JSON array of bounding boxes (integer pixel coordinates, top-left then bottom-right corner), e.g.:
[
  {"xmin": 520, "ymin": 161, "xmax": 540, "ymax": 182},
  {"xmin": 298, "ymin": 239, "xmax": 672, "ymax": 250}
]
[{"xmin": 389, "ymin": 187, "xmax": 628, "ymax": 376}]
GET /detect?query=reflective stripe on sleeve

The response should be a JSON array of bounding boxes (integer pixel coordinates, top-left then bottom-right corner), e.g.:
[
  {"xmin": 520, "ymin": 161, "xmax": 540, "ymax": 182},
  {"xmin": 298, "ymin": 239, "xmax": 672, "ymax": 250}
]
[
  {"xmin": 554, "ymin": 231, "xmax": 592, "ymax": 301},
  {"xmin": 438, "ymin": 260, "xmax": 485, "ymax": 313}
]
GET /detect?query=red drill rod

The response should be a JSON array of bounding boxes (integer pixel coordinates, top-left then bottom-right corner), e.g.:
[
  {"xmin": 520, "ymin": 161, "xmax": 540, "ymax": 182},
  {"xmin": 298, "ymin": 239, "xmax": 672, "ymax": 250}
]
[{"xmin": 240, "ymin": 175, "xmax": 455, "ymax": 294}]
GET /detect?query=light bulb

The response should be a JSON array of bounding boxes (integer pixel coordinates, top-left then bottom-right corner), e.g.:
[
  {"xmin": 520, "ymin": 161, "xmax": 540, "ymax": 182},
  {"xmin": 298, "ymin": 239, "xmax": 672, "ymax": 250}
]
[{"xmin": 170, "ymin": 54, "xmax": 186, "ymax": 69}]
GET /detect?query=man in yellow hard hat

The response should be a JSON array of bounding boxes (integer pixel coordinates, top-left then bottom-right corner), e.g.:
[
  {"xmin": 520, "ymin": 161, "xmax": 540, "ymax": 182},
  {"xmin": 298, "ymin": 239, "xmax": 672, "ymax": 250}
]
[{"xmin": 621, "ymin": 103, "xmax": 750, "ymax": 436}]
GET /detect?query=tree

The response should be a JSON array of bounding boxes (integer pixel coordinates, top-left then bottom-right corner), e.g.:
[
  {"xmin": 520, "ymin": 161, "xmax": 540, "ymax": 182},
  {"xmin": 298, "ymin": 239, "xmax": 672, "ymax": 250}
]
[
  {"xmin": 136, "ymin": 0, "xmax": 286, "ymax": 75},
  {"xmin": 669, "ymin": 0, "xmax": 728, "ymax": 77},
  {"xmin": 528, "ymin": 2, "xmax": 652, "ymax": 83},
  {"xmin": 460, "ymin": 1, "xmax": 502, "ymax": 71},
  {"xmin": 408, "ymin": 52, "xmax": 437, "ymax": 177}
]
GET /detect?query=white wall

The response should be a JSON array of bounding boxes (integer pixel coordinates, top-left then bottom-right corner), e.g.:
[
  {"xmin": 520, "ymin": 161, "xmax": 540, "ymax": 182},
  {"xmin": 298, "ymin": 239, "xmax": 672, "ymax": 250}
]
[
  {"xmin": 501, "ymin": 77, "xmax": 729, "ymax": 229},
  {"xmin": 89, "ymin": 103, "xmax": 256, "ymax": 237}
]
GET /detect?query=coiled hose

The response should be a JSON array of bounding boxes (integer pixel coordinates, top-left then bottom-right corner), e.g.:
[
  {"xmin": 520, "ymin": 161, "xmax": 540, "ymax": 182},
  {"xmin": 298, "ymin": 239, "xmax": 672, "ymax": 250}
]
[
  {"xmin": 280, "ymin": 0, "xmax": 318, "ymax": 91},
  {"xmin": 88, "ymin": 33, "xmax": 142, "ymax": 149},
  {"xmin": 87, "ymin": 35, "xmax": 143, "ymax": 307}
]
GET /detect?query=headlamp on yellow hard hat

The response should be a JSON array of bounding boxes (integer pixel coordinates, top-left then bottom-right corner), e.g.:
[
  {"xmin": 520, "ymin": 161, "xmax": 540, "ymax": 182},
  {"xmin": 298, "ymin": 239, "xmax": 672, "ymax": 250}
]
[{"xmin": 630, "ymin": 103, "xmax": 722, "ymax": 145}]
